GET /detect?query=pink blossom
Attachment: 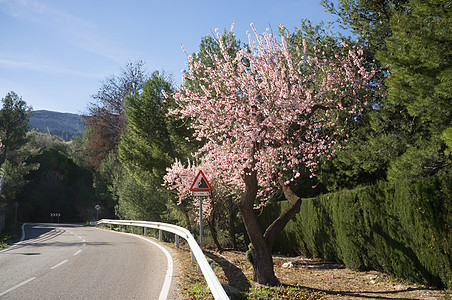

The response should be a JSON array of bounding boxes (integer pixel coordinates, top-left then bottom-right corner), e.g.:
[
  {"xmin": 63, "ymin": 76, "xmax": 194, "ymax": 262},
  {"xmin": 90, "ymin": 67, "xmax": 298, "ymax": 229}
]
[{"xmin": 166, "ymin": 24, "xmax": 380, "ymax": 209}]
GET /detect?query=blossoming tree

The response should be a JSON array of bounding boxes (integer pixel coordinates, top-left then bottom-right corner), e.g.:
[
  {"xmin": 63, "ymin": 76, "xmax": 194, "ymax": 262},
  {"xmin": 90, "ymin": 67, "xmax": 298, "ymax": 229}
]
[
  {"xmin": 163, "ymin": 156, "xmax": 232, "ymax": 249},
  {"xmin": 165, "ymin": 24, "xmax": 379, "ymax": 285}
]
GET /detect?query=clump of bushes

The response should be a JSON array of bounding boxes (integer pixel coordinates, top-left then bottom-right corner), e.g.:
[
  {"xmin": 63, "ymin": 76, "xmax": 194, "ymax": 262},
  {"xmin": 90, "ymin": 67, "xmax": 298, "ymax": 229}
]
[{"xmin": 259, "ymin": 172, "xmax": 452, "ymax": 289}]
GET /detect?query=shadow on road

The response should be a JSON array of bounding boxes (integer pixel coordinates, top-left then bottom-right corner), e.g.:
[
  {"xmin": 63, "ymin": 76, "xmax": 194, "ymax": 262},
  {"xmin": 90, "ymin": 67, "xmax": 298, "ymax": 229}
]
[{"xmin": 1, "ymin": 223, "xmax": 111, "ymax": 254}]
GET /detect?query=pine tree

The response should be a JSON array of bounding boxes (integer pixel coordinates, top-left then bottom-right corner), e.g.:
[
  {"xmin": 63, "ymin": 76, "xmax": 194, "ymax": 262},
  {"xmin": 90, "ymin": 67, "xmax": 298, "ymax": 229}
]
[
  {"xmin": 378, "ymin": 0, "xmax": 452, "ymax": 179},
  {"xmin": 0, "ymin": 92, "xmax": 32, "ymax": 164}
]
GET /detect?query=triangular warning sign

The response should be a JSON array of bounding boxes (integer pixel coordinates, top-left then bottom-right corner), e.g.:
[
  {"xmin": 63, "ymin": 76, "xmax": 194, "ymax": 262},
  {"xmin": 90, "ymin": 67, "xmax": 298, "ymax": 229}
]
[{"xmin": 189, "ymin": 170, "xmax": 212, "ymax": 191}]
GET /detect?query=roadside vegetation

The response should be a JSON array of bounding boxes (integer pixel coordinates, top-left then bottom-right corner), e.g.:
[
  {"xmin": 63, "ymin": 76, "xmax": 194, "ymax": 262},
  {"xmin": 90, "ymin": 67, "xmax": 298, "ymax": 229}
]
[{"xmin": 0, "ymin": 223, "xmax": 21, "ymax": 250}]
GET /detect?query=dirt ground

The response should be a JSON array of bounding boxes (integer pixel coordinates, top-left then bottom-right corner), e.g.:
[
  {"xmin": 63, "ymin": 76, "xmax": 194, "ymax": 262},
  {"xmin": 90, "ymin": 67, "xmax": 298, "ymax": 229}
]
[
  {"xmin": 269, "ymin": 254, "xmax": 449, "ymax": 300},
  {"xmin": 172, "ymin": 245, "xmax": 450, "ymax": 300}
]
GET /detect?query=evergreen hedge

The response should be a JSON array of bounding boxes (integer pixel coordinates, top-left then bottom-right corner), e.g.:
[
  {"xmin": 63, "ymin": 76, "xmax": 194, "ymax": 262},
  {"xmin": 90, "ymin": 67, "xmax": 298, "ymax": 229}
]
[{"xmin": 259, "ymin": 172, "xmax": 452, "ymax": 289}]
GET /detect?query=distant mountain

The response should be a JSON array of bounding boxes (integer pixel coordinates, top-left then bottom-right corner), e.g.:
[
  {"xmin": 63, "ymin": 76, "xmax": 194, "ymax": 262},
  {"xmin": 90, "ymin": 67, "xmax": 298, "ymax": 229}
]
[{"xmin": 28, "ymin": 110, "xmax": 85, "ymax": 141}]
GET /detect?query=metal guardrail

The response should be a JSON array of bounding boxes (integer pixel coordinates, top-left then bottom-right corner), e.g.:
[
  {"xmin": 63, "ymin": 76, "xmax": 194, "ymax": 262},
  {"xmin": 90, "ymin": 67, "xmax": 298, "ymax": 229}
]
[{"xmin": 96, "ymin": 219, "xmax": 229, "ymax": 300}]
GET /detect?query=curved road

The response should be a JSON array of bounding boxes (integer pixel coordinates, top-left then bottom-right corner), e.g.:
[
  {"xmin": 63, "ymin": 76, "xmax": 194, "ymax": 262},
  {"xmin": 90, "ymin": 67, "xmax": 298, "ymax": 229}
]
[{"xmin": 0, "ymin": 223, "xmax": 177, "ymax": 299}]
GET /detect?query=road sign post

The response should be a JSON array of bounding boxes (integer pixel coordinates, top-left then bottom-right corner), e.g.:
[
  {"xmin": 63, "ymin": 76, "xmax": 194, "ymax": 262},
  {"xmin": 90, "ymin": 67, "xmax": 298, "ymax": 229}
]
[
  {"xmin": 95, "ymin": 205, "xmax": 101, "ymax": 220},
  {"xmin": 189, "ymin": 170, "xmax": 212, "ymax": 251},
  {"xmin": 199, "ymin": 196, "xmax": 203, "ymax": 249}
]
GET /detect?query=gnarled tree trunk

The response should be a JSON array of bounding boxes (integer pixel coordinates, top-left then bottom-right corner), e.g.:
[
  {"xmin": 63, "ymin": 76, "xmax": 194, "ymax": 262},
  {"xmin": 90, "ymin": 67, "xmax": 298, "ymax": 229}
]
[{"xmin": 238, "ymin": 169, "xmax": 302, "ymax": 285}]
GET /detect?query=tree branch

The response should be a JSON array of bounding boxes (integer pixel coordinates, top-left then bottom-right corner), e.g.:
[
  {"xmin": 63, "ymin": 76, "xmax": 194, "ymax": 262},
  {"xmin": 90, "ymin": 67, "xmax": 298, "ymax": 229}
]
[
  {"xmin": 263, "ymin": 178, "xmax": 302, "ymax": 248},
  {"xmin": 288, "ymin": 104, "xmax": 330, "ymax": 136}
]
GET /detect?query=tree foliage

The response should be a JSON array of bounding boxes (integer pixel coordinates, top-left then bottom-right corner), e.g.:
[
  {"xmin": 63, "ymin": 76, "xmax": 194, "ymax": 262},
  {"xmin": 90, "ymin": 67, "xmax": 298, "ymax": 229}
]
[
  {"xmin": 287, "ymin": 21, "xmax": 400, "ymax": 190},
  {"xmin": 18, "ymin": 149, "xmax": 96, "ymax": 222},
  {"xmin": 26, "ymin": 130, "xmax": 70, "ymax": 154},
  {"xmin": 0, "ymin": 92, "xmax": 33, "ymax": 164},
  {"xmin": 114, "ymin": 169, "xmax": 168, "ymax": 221},
  {"xmin": 321, "ymin": 0, "xmax": 409, "ymax": 54},
  {"xmin": 184, "ymin": 29, "xmax": 243, "ymax": 92},
  {"xmin": 165, "ymin": 25, "xmax": 379, "ymax": 284},
  {"xmin": 82, "ymin": 61, "xmax": 147, "ymax": 169},
  {"xmin": 1, "ymin": 130, "xmax": 98, "ymax": 224},
  {"xmin": 0, "ymin": 93, "xmax": 35, "ymax": 213},
  {"xmin": 118, "ymin": 71, "xmax": 192, "ymax": 184},
  {"xmin": 318, "ymin": 0, "xmax": 451, "ymax": 187},
  {"xmin": 115, "ymin": 71, "xmax": 196, "ymax": 223},
  {"xmin": 377, "ymin": 0, "xmax": 452, "ymax": 180},
  {"xmin": 91, "ymin": 152, "xmax": 122, "ymax": 218},
  {"xmin": 1, "ymin": 159, "xmax": 38, "ymax": 203}
]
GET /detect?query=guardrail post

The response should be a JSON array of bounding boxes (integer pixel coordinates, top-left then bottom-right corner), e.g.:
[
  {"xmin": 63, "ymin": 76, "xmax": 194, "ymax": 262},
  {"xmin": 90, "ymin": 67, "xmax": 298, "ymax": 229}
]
[
  {"xmin": 109, "ymin": 224, "xmax": 112, "ymax": 230},
  {"xmin": 175, "ymin": 234, "xmax": 179, "ymax": 248},
  {"xmin": 159, "ymin": 229, "xmax": 162, "ymax": 241},
  {"xmin": 191, "ymin": 250, "xmax": 195, "ymax": 262},
  {"xmin": 131, "ymin": 226, "xmax": 134, "ymax": 234},
  {"xmin": 143, "ymin": 227, "xmax": 147, "ymax": 236}
]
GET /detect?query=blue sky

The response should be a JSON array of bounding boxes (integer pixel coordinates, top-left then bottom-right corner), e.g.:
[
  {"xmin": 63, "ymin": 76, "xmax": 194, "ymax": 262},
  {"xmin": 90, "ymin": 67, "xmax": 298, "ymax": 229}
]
[{"xmin": 0, "ymin": 0, "xmax": 337, "ymax": 114}]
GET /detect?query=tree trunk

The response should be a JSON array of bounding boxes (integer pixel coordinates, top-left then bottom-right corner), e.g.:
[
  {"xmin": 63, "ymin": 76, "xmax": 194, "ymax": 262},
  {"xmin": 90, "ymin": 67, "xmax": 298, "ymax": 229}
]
[
  {"xmin": 263, "ymin": 178, "xmax": 302, "ymax": 247},
  {"xmin": 238, "ymin": 168, "xmax": 279, "ymax": 285},
  {"xmin": 184, "ymin": 208, "xmax": 192, "ymax": 232},
  {"xmin": 250, "ymin": 243, "xmax": 278, "ymax": 285},
  {"xmin": 227, "ymin": 196, "xmax": 237, "ymax": 249},
  {"xmin": 207, "ymin": 204, "xmax": 222, "ymax": 250},
  {"xmin": 238, "ymin": 168, "xmax": 303, "ymax": 285}
]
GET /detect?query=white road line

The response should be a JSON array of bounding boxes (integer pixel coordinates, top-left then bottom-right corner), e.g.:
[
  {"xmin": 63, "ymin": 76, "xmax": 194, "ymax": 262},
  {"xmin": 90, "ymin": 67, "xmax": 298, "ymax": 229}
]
[
  {"xmin": 0, "ymin": 277, "xmax": 37, "ymax": 297},
  {"xmin": 74, "ymin": 249, "xmax": 82, "ymax": 256},
  {"xmin": 50, "ymin": 259, "xmax": 68, "ymax": 270},
  {"xmin": 121, "ymin": 233, "xmax": 173, "ymax": 300},
  {"xmin": 143, "ymin": 237, "xmax": 173, "ymax": 300}
]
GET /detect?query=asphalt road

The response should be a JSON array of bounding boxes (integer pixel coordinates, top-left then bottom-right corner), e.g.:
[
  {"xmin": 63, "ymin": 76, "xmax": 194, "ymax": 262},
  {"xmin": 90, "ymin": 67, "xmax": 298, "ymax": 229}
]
[{"xmin": 0, "ymin": 223, "xmax": 177, "ymax": 299}]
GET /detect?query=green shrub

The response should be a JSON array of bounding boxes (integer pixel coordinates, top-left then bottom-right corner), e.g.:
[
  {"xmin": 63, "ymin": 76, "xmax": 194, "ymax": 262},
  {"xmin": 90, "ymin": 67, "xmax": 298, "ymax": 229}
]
[
  {"xmin": 259, "ymin": 172, "xmax": 452, "ymax": 289},
  {"xmin": 18, "ymin": 148, "xmax": 97, "ymax": 222}
]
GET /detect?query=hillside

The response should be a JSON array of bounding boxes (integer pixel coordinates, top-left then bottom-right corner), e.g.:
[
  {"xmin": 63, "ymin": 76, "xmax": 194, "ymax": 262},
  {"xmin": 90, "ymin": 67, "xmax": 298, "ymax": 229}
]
[{"xmin": 28, "ymin": 110, "xmax": 85, "ymax": 141}]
